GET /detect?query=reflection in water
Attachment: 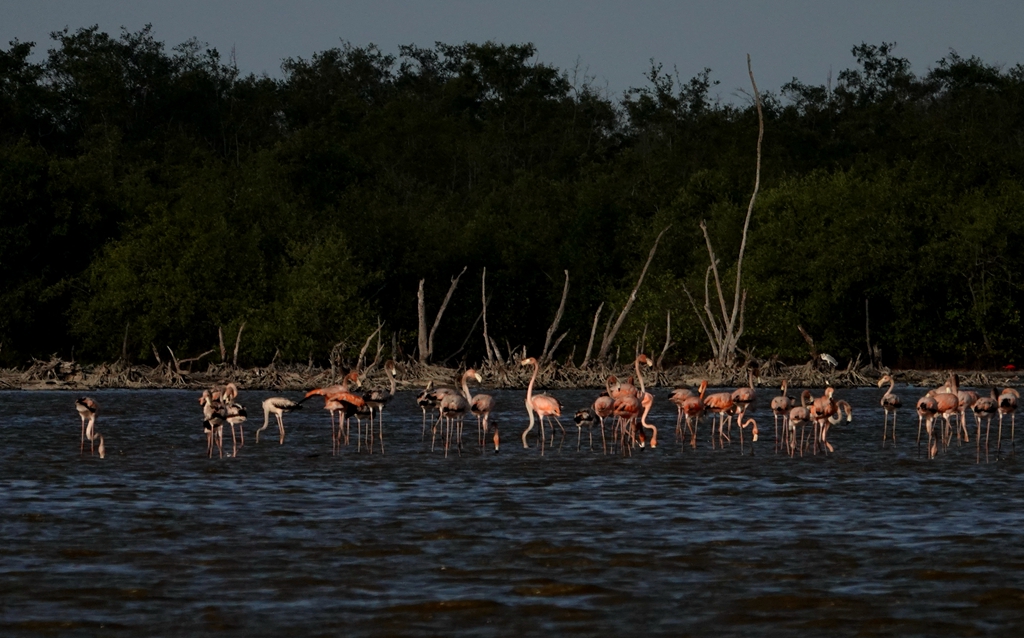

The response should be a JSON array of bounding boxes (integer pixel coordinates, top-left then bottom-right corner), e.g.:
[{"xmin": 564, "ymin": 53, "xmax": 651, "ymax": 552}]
[{"xmin": 1, "ymin": 387, "xmax": 1023, "ymax": 636}]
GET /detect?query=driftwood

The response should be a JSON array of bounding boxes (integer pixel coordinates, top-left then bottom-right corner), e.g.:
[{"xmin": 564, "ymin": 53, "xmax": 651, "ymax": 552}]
[{"xmin": 4, "ymin": 353, "xmax": 1020, "ymax": 393}]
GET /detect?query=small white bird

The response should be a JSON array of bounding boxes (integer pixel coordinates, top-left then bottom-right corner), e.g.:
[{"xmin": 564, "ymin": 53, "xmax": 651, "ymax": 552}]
[{"xmin": 820, "ymin": 353, "xmax": 838, "ymax": 367}]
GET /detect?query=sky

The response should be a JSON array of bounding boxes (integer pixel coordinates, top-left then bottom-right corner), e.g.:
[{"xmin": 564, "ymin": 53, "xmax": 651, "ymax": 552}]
[{"xmin": 3, "ymin": 0, "xmax": 1024, "ymax": 102}]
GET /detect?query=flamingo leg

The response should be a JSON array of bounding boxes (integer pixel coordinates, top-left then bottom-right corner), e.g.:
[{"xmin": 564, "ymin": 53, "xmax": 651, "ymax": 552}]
[{"xmin": 276, "ymin": 413, "xmax": 285, "ymax": 445}]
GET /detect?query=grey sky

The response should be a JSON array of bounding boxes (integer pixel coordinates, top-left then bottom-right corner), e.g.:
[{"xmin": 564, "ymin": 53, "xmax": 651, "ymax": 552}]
[{"xmin": 3, "ymin": 1, "xmax": 1024, "ymax": 101}]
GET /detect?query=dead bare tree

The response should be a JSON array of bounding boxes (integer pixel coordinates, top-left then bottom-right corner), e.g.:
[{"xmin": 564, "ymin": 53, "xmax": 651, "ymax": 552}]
[
  {"xmin": 597, "ymin": 226, "xmax": 671, "ymax": 361},
  {"xmin": 417, "ymin": 267, "xmax": 468, "ymax": 364},
  {"xmin": 683, "ymin": 55, "xmax": 763, "ymax": 370},
  {"xmin": 581, "ymin": 302, "xmax": 604, "ymax": 368},
  {"xmin": 481, "ymin": 268, "xmax": 494, "ymax": 363},
  {"xmin": 232, "ymin": 321, "xmax": 246, "ymax": 368},
  {"xmin": 656, "ymin": 311, "xmax": 675, "ymax": 368},
  {"xmin": 540, "ymin": 270, "xmax": 570, "ymax": 363}
]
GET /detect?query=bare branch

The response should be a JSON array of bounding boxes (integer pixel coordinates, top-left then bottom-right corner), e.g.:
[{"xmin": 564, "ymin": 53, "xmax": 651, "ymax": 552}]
[
  {"xmin": 541, "ymin": 270, "xmax": 570, "ymax": 362},
  {"xmin": 218, "ymin": 326, "xmax": 226, "ymax": 362},
  {"xmin": 357, "ymin": 322, "xmax": 384, "ymax": 371},
  {"xmin": 426, "ymin": 266, "xmax": 468, "ymax": 363},
  {"xmin": 657, "ymin": 310, "xmax": 674, "ymax": 368},
  {"xmin": 727, "ymin": 54, "xmax": 763, "ymax": 333},
  {"xmin": 581, "ymin": 302, "xmax": 603, "ymax": 367},
  {"xmin": 417, "ymin": 279, "xmax": 428, "ymax": 364},
  {"xmin": 700, "ymin": 221, "xmax": 731, "ymax": 324},
  {"xmin": 151, "ymin": 342, "xmax": 162, "ymax": 366},
  {"xmin": 547, "ymin": 331, "xmax": 569, "ymax": 362},
  {"xmin": 682, "ymin": 284, "xmax": 716, "ymax": 354},
  {"xmin": 599, "ymin": 225, "xmax": 670, "ymax": 360},
  {"xmin": 482, "ymin": 268, "xmax": 494, "ymax": 363},
  {"xmin": 232, "ymin": 321, "xmax": 246, "ymax": 368}
]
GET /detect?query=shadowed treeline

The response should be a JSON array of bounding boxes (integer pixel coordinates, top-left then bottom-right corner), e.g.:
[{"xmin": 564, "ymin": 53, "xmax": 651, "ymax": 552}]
[{"xmin": 2, "ymin": 28, "xmax": 1023, "ymax": 370}]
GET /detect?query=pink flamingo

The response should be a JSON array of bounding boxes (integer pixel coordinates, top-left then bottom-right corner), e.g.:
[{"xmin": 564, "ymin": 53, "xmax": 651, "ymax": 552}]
[
  {"xmin": 75, "ymin": 397, "xmax": 105, "ymax": 459},
  {"xmin": 878, "ymin": 375, "xmax": 901, "ymax": 445},
  {"xmin": 520, "ymin": 357, "xmax": 562, "ymax": 453},
  {"xmin": 770, "ymin": 380, "xmax": 794, "ymax": 453}
]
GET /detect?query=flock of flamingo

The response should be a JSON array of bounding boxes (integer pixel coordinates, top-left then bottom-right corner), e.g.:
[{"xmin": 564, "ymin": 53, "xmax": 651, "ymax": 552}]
[{"xmin": 71, "ymin": 355, "xmax": 1019, "ymax": 463}]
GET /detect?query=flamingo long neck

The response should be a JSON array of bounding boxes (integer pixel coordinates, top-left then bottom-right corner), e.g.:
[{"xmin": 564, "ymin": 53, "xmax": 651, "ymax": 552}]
[
  {"xmin": 524, "ymin": 361, "xmax": 538, "ymax": 434},
  {"xmin": 461, "ymin": 373, "xmax": 474, "ymax": 403},
  {"xmin": 780, "ymin": 380, "xmax": 787, "ymax": 397},
  {"xmin": 635, "ymin": 358, "xmax": 646, "ymax": 396},
  {"xmin": 885, "ymin": 377, "xmax": 895, "ymax": 399}
]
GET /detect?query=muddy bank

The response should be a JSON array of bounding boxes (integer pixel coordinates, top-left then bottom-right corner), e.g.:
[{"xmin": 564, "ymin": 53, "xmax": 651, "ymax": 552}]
[{"xmin": 3, "ymin": 356, "xmax": 1020, "ymax": 392}]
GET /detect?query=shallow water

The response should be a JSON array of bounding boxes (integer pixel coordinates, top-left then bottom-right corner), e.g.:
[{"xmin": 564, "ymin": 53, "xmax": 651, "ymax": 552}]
[{"xmin": 1, "ymin": 386, "xmax": 1023, "ymax": 637}]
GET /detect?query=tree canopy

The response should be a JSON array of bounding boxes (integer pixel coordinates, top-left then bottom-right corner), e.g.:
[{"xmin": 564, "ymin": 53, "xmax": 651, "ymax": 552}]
[{"xmin": 2, "ymin": 26, "xmax": 1023, "ymax": 369}]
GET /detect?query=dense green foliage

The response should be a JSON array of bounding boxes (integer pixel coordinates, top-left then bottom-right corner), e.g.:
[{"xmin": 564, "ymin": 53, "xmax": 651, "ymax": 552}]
[{"xmin": 2, "ymin": 29, "xmax": 1023, "ymax": 368}]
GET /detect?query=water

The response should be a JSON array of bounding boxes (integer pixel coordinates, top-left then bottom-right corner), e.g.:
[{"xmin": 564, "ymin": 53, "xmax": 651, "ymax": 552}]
[{"xmin": 2, "ymin": 387, "xmax": 1023, "ymax": 636}]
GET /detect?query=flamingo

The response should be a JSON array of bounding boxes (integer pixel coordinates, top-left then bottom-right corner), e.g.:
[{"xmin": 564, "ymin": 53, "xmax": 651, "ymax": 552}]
[
  {"xmin": 703, "ymin": 388, "xmax": 735, "ymax": 447},
  {"xmin": 257, "ymin": 397, "xmax": 302, "ymax": 444},
  {"xmin": 681, "ymin": 380, "xmax": 708, "ymax": 449},
  {"xmin": 930, "ymin": 374, "xmax": 962, "ymax": 448},
  {"xmin": 973, "ymin": 388, "xmax": 999, "ymax": 462},
  {"xmin": 574, "ymin": 408, "xmax": 597, "ymax": 451},
  {"xmin": 75, "ymin": 397, "xmax": 104, "ymax": 459},
  {"xmin": 638, "ymin": 391, "xmax": 657, "ymax": 449},
  {"xmin": 669, "ymin": 385, "xmax": 696, "ymax": 443},
  {"xmin": 997, "ymin": 387, "xmax": 1019, "ymax": 454},
  {"xmin": 809, "ymin": 387, "xmax": 838, "ymax": 454},
  {"xmin": 632, "ymin": 354, "xmax": 656, "ymax": 449},
  {"xmin": 226, "ymin": 401, "xmax": 247, "ymax": 457},
  {"xmin": 362, "ymin": 360, "xmax": 397, "ymax": 454},
  {"xmin": 770, "ymin": 381, "xmax": 795, "ymax": 453},
  {"xmin": 916, "ymin": 395, "xmax": 940, "ymax": 458},
  {"xmin": 462, "ymin": 368, "xmax": 495, "ymax": 449},
  {"xmin": 592, "ymin": 376, "xmax": 619, "ymax": 453},
  {"xmin": 736, "ymin": 412, "xmax": 759, "ymax": 453},
  {"xmin": 731, "ymin": 366, "xmax": 758, "ymax": 413},
  {"xmin": 521, "ymin": 356, "xmax": 562, "ymax": 453},
  {"xmin": 786, "ymin": 390, "xmax": 814, "ymax": 457},
  {"xmin": 437, "ymin": 388, "xmax": 469, "ymax": 457},
  {"xmin": 491, "ymin": 423, "xmax": 500, "ymax": 453},
  {"xmin": 200, "ymin": 390, "xmax": 227, "ymax": 458},
  {"xmin": 878, "ymin": 374, "xmax": 901, "ymax": 445}
]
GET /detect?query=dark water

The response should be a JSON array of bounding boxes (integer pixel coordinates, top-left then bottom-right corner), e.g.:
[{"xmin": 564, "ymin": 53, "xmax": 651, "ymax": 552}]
[{"xmin": 2, "ymin": 386, "xmax": 1024, "ymax": 637}]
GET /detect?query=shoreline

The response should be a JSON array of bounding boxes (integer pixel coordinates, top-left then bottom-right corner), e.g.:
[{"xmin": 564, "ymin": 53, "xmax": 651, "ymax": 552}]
[{"xmin": 4, "ymin": 357, "xmax": 1021, "ymax": 392}]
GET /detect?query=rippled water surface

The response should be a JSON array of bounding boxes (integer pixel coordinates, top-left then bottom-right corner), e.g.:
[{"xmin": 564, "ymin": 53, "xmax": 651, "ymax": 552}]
[{"xmin": 2, "ymin": 386, "xmax": 1024, "ymax": 636}]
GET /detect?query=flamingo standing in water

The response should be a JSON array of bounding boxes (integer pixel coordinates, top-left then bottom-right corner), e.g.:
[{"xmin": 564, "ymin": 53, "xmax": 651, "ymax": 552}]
[
  {"xmin": 633, "ymin": 354, "xmax": 656, "ymax": 449},
  {"xmin": 460, "ymin": 368, "xmax": 495, "ymax": 449},
  {"xmin": 681, "ymin": 380, "xmax": 708, "ymax": 449},
  {"xmin": 437, "ymin": 384, "xmax": 469, "ymax": 457},
  {"xmin": 521, "ymin": 357, "xmax": 562, "ymax": 454},
  {"xmin": 731, "ymin": 367, "xmax": 758, "ymax": 414},
  {"xmin": 362, "ymin": 361, "xmax": 397, "ymax": 454},
  {"xmin": 878, "ymin": 375, "xmax": 901, "ymax": 446},
  {"xmin": 200, "ymin": 390, "xmax": 227, "ymax": 458},
  {"xmin": 592, "ymin": 376, "xmax": 618, "ymax": 453},
  {"xmin": 809, "ymin": 387, "xmax": 838, "ymax": 454},
  {"xmin": 973, "ymin": 388, "xmax": 999, "ymax": 462},
  {"xmin": 703, "ymin": 387, "xmax": 735, "ymax": 447},
  {"xmin": 669, "ymin": 385, "xmax": 697, "ymax": 444},
  {"xmin": 75, "ymin": 397, "xmax": 105, "ymax": 459},
  {"xmin": 997, "ymin": 387, "xmax": 1019, "ymax": 454},
  {"xmin": 770, "ymin": 381, "xmax": 794, "ymax": 453},
  {"xmin": 915, "ymin": 395, "xmax": 940, "ymax": 458},
  {"xmin": 257, "ymin": 397, "xmax": 302, "ymax": 444},
  {"xmin": 786, "ymin": 390, "xmax": 814, "ymax": 457}
]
